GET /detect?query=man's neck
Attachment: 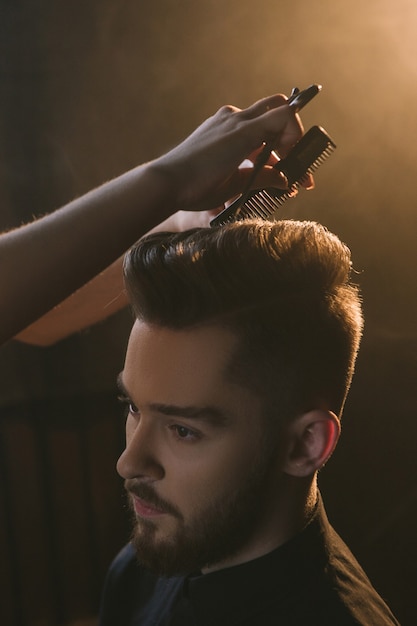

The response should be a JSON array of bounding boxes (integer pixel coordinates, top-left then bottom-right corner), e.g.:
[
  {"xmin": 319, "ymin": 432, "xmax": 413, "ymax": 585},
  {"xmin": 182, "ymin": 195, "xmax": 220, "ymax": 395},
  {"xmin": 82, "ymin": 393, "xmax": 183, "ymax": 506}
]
[{"xmin": 202, "ymin": 478, "xmax": 317, "ymax": 574}]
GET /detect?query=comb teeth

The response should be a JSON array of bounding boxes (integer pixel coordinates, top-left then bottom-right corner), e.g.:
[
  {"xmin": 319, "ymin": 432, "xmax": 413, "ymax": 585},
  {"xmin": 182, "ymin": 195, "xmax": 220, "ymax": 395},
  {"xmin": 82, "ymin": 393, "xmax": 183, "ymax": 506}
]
[{"xmin": 210, "ymin": 126, "xmax": 336, "ymax": 227}]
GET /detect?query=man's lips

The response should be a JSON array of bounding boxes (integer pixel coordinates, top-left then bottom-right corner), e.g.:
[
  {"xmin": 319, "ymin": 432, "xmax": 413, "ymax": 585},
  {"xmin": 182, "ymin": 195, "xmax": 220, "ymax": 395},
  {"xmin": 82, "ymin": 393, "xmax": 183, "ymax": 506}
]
[
  {"xmin": 131, "ymin": 493, "xmax": 166, "ymax": 518},
  {"xmin": 125, "ymin": 479, "xmax": 183, "ymax": 520}
]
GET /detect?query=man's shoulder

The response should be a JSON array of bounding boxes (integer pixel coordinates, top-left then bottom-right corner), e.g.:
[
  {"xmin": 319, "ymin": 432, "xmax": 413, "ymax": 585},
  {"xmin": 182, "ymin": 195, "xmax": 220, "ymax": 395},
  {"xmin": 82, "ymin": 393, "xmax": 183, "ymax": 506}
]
[
  {"xmin": 99, "ymin": 544, "xmax": 154, "ymax": 626},
  {"xmin": 246, "ymin": 497, "xmax": 400, "ymax": 625},
  {"xmin": 288, "ymin": 502, "xmax": 400, "ymax": 625},
  {"xmin": 106, "ymin": 542, "xmax": 137, "ymax": 581},
  {"xmin": 99, "ymin": 543, "xmax": 183, "ymax": 626}
]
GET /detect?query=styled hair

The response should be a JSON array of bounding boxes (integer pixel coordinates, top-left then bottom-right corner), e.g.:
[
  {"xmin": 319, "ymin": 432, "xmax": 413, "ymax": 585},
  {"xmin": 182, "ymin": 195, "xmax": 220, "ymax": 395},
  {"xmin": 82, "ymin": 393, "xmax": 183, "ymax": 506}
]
[{"xmin": 124, "ymin": 219, "xmax": 363, "ymax": 420}]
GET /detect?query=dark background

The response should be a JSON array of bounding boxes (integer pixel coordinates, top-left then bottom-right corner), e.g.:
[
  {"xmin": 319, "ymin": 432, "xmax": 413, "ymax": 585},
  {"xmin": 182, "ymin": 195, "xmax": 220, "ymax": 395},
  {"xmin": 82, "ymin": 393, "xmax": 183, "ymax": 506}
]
[{"xmin": 0, "ymin": 1, "xmax": 416, "ymax": 624}]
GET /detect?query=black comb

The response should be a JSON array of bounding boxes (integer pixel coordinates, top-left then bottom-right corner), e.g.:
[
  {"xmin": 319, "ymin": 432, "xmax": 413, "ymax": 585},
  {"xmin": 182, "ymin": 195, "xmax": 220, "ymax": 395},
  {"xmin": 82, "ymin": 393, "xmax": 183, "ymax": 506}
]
[{"xmin": 210, "ymin": 125, "xmax": 336, "ymax": 227}]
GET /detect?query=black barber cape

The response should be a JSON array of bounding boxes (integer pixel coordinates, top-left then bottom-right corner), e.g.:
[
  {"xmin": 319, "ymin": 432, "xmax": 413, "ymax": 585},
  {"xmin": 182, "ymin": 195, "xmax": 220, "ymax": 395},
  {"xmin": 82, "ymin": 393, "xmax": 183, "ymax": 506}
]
[{"xmin": 99, "ymin": 496, "xmax": 400, "ymax": 625}]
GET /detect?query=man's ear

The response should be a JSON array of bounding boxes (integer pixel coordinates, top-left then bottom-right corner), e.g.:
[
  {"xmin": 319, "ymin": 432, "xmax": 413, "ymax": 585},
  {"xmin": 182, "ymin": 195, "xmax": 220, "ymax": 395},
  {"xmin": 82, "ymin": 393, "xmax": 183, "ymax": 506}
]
[{"xmin": 282, "ymin": 410, "xmax": 341, "ymax": 478}]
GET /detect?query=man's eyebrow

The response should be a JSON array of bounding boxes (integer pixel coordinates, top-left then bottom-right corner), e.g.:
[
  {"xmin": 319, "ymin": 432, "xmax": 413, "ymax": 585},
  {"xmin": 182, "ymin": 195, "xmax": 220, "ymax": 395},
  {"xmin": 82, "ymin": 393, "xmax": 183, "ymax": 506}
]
[
  {"xmin": 117, "ymin": 372, "xmax": 129, "ymax": 397},
  {"xmin": 116, "ymin": 373, "xmax": 229, "ymax": 426},
  {"xmin": 148, "ymin": 402, "xmax": 229, "ymax": 425}
]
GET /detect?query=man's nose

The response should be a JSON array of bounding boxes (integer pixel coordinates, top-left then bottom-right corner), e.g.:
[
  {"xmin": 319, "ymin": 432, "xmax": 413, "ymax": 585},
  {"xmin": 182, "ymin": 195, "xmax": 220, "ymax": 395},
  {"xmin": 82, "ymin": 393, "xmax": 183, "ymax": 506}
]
[{"xmin": 116, "ymin": 417, "xmax": 164, "ymax": 481}]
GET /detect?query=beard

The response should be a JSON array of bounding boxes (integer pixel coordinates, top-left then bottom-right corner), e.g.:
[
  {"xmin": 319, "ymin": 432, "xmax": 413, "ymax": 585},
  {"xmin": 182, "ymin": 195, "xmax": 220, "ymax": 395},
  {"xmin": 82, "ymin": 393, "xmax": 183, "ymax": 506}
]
[{"xmin": 125, "ymin": 443, "xmax": 278, "ymax": 577}]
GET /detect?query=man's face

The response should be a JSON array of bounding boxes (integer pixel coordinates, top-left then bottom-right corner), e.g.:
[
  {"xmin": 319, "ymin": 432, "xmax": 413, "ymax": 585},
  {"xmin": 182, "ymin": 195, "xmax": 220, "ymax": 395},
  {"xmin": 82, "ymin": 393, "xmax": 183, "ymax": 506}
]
[{"xmin": 117, "ymin": 320, "xmax": 286, "ymax": 576}]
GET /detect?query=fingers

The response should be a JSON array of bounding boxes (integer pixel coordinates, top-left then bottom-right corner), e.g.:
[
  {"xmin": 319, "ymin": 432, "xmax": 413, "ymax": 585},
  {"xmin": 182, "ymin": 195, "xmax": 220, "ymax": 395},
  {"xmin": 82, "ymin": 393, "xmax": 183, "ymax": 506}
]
[
  {"xmin": 250, "ymin": 146, "xmax": 315, "ymax": 189},
  {"xmin": 240, "ymin": 104, "xmax": 309, "ymax": 191},
  {"xmin": 239, "ymin": 92, "xmax": 303, "ymax": 148},
  {"xmin": 185, "ymin": 165, "xmax": 289, "ymax": 213},
  {"xmin": 247, "ymin": 147, "xmax": 281, "ymax": 166},
  {"xmin": 301, "ymin": 173, "xmax": 315, "ymax": 190},
  {"xmin": 239, "ymin": 93, "xmax": 288, "ymax": 120},
  {"xmin": 267, "ymin": 107, "xmax": 304, "ymax": 155},
  {"xmin": 236, "ymin": 165, "xmax": 289, "ymax": 191},
  {"xmin": 151, "ymin": 209, "xmax": 220, "ymax": 233}
]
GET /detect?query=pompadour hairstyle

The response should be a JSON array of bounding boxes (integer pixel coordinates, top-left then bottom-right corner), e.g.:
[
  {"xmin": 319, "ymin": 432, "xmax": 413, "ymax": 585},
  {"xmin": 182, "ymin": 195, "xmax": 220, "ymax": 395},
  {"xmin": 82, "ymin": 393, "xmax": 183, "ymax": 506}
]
[{"xmin": 124, "ymin": 219, "xmax": 363, "ymax": 420}]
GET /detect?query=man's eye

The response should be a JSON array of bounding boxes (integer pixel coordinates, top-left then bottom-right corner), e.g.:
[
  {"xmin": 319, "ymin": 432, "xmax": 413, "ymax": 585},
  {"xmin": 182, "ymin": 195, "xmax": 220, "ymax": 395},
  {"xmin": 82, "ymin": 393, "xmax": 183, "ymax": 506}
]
[
  {"xmin": 170, "ymin": 425, "xmax": 200, "ymax": 442},
  {"xmin": 118, "ymin": 394, "xmax": 139, "ymax": 416}
]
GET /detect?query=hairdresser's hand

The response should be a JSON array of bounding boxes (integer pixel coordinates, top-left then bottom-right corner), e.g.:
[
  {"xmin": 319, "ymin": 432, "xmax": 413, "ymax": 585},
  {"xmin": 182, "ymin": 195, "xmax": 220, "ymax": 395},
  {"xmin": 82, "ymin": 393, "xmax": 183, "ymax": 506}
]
[
  {"xmin": 151, "ymin": 93, "xmax": 312, "ymax": 213},
  {"xmin": 148, "ymin": 208, "xmax": 223, "ymax": 233}
]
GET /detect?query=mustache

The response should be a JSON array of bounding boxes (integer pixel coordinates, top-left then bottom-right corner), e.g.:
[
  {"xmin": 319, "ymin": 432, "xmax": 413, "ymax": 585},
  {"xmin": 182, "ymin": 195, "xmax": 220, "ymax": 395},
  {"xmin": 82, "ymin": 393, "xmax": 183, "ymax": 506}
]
[{"xmin": 124, "ymin": 479, "xmax": 183, "ymax": 520}]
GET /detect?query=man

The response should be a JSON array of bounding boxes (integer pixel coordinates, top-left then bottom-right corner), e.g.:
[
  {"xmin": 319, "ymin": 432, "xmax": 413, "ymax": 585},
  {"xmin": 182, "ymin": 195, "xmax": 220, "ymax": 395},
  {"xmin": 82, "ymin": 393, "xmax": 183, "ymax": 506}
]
[
  {"xmin": 0, "ymin": 93, "xmax": 301, "ymax": 345},
  {"xmin": 100, "ymin": 220, "xmax": 399, "ymax": 625}
]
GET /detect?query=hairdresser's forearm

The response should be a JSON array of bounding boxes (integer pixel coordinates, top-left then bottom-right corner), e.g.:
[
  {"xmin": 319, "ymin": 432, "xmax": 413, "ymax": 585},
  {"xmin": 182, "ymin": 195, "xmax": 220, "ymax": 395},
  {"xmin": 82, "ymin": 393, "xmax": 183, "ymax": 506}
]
[
  {"xmin": 0, "ymin": 163, "xmax": 173, "ymax": 344},
  {"xmin": 15, "ymin": 256, "xmax": 128, "ymax": 346},
  {"xmin": 14, "ymin": 208, "xmax": 221, "ymax": 347}
]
